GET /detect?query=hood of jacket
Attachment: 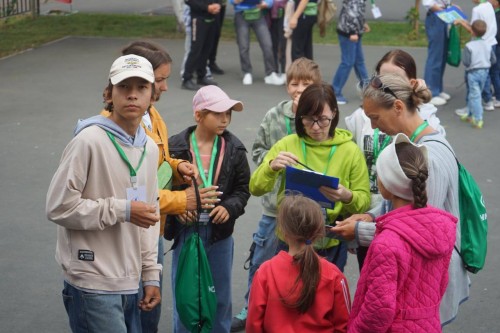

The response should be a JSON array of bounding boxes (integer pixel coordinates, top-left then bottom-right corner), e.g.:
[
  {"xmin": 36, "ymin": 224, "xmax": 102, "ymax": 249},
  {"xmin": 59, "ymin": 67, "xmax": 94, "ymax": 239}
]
[
  {"xmin": 376, "ymin": 204, "xmax": 457, "ymax": 260},
  {"xmin": 74, "ymin": 115, "xmax": 148, "ymax": 147}
]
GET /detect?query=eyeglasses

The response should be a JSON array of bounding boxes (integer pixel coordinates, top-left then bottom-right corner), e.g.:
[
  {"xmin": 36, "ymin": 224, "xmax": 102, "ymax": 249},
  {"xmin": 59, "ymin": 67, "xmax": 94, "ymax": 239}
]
[
  {"xmin": 370, "ymin": 76, "xmax": 399, "ymax": 100},
  {"xmin": 301, "ymin": 116, "xmax": 333, "ymax": 128}
]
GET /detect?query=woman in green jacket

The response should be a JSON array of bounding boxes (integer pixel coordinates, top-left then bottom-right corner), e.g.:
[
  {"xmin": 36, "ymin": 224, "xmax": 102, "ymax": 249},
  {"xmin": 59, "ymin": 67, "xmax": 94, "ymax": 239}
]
[{"xmin": 249, "ymin": 82, "xmax": 370, "ymax": 270}]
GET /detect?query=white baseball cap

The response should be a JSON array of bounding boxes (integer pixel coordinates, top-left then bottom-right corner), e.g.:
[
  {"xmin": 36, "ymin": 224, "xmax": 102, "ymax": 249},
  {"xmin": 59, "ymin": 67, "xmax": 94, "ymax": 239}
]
[{"xmin": 108, "ymin": 54, "xmax": 154, "ymax": 85}]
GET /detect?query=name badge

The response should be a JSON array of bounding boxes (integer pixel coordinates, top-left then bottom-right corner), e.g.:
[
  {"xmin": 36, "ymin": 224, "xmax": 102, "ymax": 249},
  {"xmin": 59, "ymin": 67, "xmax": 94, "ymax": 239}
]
[
  {"xmin": 126, "ymin": 185, "xmax": 147, "ymax": 202},
  {"xmin": 199, "ymin": 212, "xmax": 211, "ymax": 224},
  {"xmin": 321, "ymin": 208, "xmax": 328, "ymax": 223},
  {"xmin": 371, "ymin": 4, "xmax": 382, "ymax": 19}
]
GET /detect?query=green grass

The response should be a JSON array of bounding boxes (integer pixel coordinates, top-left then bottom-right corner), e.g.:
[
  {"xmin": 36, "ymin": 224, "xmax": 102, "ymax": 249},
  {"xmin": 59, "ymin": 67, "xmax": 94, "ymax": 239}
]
[{"xmin": 1, "ymin": 12, "xmax": 433, "ymax": 58}]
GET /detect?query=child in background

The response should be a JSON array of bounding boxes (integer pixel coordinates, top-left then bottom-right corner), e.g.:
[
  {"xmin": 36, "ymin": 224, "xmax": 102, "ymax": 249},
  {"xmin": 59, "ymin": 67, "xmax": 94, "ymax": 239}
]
[
  {"xmin": 246, "ymin": 194, "xmax": 351, "ymax": 333},
  {"xmin": 168, "ymin": 85, "xmax": 251, "ymax": 333},
  {"xmin": 454, "ymin": 0, "xmax": 497, "ymax": 115},
  {"xmin": 348, "ymin": 133, "xmax": 457, "ymax": 333},
  {"xmin": 231, "ymin": 58, "xmax": 322, "ymax": 332},
  {"xmin": 331, "ymin": 0, "xmax": 370, "ymax": 105},
  {"xmin": 459, "ymin": 19, "xmax": 496, "ymax": 128},
  {"xmin": 46, "ymin": 55, "xmax": 162, "ymax": 332}
]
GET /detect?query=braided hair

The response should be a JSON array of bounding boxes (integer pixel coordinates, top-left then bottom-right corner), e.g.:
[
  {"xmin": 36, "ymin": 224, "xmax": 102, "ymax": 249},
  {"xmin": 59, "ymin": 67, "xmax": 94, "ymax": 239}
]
[{"xmin": 395, "ymin": 142, "xmax": 428, "ymax": 208}]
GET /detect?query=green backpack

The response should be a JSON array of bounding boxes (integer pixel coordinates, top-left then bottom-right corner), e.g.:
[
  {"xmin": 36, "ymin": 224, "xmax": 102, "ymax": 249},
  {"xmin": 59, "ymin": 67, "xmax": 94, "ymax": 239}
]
[
  {"xmin": 428, "ymin": 140, "xmax": 488, "ymax": 273},
  {"xmin": 447, "ymin": 24, "xmax": 461, "ymax": 67},
  {"xmin": 456, "ymin": 163, "xmax": 488, "ymax": 273},
  {"xmin": 174, "ymin": 178, "xmax": 217, "ymax": 332}
]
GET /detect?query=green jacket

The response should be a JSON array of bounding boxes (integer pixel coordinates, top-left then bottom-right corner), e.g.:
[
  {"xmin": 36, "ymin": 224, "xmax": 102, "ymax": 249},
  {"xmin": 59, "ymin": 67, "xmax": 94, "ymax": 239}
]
[
  {"xmin": 251, "ymin": 100, "xmax": 295, "ymax": 217},
  {"xmin": 249, "ymin": 129, "xmax": 371, "ymax": 248}
]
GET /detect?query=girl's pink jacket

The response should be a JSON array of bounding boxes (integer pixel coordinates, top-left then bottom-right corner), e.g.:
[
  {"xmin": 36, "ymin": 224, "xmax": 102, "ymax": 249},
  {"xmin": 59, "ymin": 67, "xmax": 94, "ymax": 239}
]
[{"xmin": 348, "ymin": 205, "xmax": 457, "ymax": 333}]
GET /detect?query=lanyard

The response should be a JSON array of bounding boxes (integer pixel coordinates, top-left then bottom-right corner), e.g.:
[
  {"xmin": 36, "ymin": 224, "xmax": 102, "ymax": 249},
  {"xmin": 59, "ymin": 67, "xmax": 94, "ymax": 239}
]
[
  {"xmin": 300, "ymin": 140, "xmax": 336, "ymax": 175},
  {"xmin": 373, "ymin": 128, "xmax": 391, "ymax": 162},
  {"xmin": 285, "ymin": 117, "xmax": 292, "ymax": 135},
  {"xmin": 191, "ymin": 131, "xmax": 219, "ymax": 188},
  {"xmin": 409, "ymin": 121, "xmax": 429, "ymax": 142},
  {"xmin": 106, "ymin": 131, "xmax": 147, "ymax": 188}
]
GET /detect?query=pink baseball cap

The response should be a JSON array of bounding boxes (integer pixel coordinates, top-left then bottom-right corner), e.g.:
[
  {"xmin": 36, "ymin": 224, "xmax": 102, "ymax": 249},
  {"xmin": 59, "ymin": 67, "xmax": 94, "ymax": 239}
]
[{"xmin": 193, "ymin": 85, "xmax": 243, "ymax": 113}]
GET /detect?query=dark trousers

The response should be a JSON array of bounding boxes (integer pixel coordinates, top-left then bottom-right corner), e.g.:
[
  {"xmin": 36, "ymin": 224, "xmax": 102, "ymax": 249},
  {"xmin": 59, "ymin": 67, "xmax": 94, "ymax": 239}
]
[
  {"xmin": 270, "ymin": 15, "xmax": 286, "ymax": 74},
  {"xmin": 183, "ymin": 16, "xmax": 216, "ymax": 81},
  {"xmin": 291, "ymin": 14, "xmax": 316, "ymax": 61},
  {"xmin": 209, "ymin": 5, "xmax": 226, "ymax": 66}
]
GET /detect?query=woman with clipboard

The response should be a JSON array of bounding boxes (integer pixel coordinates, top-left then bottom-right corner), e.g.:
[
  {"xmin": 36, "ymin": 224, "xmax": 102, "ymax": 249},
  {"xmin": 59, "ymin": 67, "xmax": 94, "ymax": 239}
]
[{"xmin": 249, "ymin": 82, "xmax": 370, "ymax": 272}]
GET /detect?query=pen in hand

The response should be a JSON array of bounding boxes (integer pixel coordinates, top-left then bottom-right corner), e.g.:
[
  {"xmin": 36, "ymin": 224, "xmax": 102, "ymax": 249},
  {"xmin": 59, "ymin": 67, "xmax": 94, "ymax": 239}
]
[{"xmin": 294, "ymin": 160, "xmax": 316, "ymax": 172}]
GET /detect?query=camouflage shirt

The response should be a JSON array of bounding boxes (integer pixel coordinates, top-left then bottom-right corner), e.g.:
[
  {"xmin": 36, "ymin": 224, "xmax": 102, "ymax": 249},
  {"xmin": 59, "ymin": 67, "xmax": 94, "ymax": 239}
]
[{"xmin": 251, "ymin": 100, "xmax": 295, "ymax": 216}]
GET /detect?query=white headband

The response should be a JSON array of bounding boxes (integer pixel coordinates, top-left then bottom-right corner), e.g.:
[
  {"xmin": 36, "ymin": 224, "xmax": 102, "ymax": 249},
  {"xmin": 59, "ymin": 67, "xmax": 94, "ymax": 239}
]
[{"xmin": 376, "ymin": 133, "xmax": 428, "ymax": 201}]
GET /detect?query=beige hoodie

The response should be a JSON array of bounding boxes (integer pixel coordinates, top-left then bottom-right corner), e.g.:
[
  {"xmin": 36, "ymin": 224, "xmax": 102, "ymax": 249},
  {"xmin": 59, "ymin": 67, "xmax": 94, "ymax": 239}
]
[{"xmin": 46, "ymin": 125, "xmax": 161, "ymax": 292}]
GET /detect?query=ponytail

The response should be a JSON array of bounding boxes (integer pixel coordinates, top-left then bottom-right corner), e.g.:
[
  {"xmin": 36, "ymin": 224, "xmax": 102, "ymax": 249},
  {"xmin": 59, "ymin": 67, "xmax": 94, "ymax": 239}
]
[{"xmin": 277, "ymin": 194, "xmax": 325, "ymax": 313}]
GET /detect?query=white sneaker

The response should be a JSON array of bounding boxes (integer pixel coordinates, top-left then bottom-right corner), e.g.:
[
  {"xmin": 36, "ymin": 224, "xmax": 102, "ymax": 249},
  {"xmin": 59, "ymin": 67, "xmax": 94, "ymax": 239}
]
[
  {"xmin": 264, "ymin": 72, "xmax": 285, "ymax": 85},
  {"xmin": 430, "ymin": 96, "xmax": 447, "ymax": 106},
  {"xmin": 439, "ymin": 92, "xmax": 451, "ymax": 100},
  {"xmin": 455, "ymin": 106, "xmax": 468, "ymax": 117},
  {"xmin": 493, "ymin": 100, "xmax": 500, "ymax": 108},
  {"xmin": 483, "ymin": 100, "xmax": 494, "ymax": 111},
  {"xmin": 242, "ymin": 73, "xmax": 253, "ymax": 85}
]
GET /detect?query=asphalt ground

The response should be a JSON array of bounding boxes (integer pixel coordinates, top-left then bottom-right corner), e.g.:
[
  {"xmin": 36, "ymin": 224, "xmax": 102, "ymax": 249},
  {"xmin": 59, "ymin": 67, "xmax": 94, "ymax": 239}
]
[{"xmin": 0, "ymin": 21, "xmax": 499, "ymax": 333}]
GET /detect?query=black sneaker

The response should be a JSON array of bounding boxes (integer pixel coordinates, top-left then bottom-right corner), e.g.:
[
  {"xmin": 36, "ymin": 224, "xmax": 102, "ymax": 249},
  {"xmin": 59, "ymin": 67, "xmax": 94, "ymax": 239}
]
[
  {"xmin": 230, "ymin": 307, "xmax": 247, "ymax": 332},
  {"xmin": 181, "ymin": 79, "xmax": 199, "ymax": 91},
  {"xmin": 209, "ymin": 63, "xmax": 225, "ymax": 75},
  {"xmin": 197, "ymin": 77, "xmax": 218, "ymax": 86}
]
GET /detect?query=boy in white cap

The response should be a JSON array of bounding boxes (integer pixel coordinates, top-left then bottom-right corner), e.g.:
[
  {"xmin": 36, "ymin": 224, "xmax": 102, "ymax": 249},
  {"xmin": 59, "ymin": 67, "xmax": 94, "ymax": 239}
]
[
  {"xmin": 168, "ymin": 85, "xmax": 251, "ymax": 333},
  {"xmin": 46, "ymin": 54, "xmax": 162, "ymax": 333}
]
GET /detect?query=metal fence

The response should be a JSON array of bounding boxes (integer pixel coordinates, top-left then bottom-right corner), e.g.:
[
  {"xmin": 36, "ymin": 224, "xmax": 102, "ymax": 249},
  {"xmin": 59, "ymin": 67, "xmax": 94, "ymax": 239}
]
[{"xmin": 1, "ymin": 0, "xmax": 39, "ymax": 18}]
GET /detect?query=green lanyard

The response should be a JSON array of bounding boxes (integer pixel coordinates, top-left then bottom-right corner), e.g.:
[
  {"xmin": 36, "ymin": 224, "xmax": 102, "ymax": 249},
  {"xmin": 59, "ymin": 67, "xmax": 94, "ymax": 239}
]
[
  {"xmin": 373, "ymin": 128, "xmax": 391, "ymax": 162},
  {"xmin": 300, "ymin": 140, "xmax": 336, "ymax": 175},
  {"xmin": 409, "ymin": 121, "xmax": 429, "ymax": 142},
  {"xmin": 106, "ymin": 131, "xmax": 147, "ymax": 188},
  {"xmin": 191, "ymin": 131, "xmax": 219, "ymax": 188},
  {"xmin": 285, "ymin": 117, "xmax": 292, "ymax": 135}
]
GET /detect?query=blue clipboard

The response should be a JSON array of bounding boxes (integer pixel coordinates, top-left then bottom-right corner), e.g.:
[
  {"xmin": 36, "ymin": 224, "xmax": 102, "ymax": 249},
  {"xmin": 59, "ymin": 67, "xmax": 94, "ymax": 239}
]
[
  {"xmin": 435, "ymin": 5, "xmax": 467, "ymax": 24},
  {"xmin": 285, "ymin": 166, "xmax": 339, "ymax": 209}
]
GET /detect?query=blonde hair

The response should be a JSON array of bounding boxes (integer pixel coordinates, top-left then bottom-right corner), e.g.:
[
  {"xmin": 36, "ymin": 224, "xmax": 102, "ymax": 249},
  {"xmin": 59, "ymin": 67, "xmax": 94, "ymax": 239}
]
[{"xmin": 286, "ymin": 58, "xmax": 322, "ymax": 84}]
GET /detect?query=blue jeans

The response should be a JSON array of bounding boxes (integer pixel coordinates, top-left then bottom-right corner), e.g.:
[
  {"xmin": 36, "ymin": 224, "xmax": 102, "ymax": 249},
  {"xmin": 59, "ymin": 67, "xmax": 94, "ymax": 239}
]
[
  {"xmin": 62, "ymin": 281, "xmax": 141, "ymax": 333},
  {"xmin": 275, "ymin": 239, "xmax": 348, "ymax": 272},
  {"xmin": 424, "ymin": 12, "xmax": 448, "ymax": 97},
  {"xmin": 467, "ymin": 69, "xmax": 489, "ymax": 121},
  {"xmin": 171, "ymin": 224, "xmax": 234, "ymax": 333},
  {"xmin": 138, "ymin": 237, "xmax": 164, "ymax": 333},
  {"xmin": 332, "ymin": 33, "xmax": 369, "ymax": 98},
  {"xmin": 234, "ymin": 11, "xmax": 277, "ymax": 75},
  {"xmin": 244, "ymin": 214, "xmax": 278, "ymax": 304},
  {"xmin": 482, "ymin": 44, "xmax": 499, "ymax": 102},
  {"xmin": 491, "ymin": 45, "xmax": 500, "ymax": 100}
]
